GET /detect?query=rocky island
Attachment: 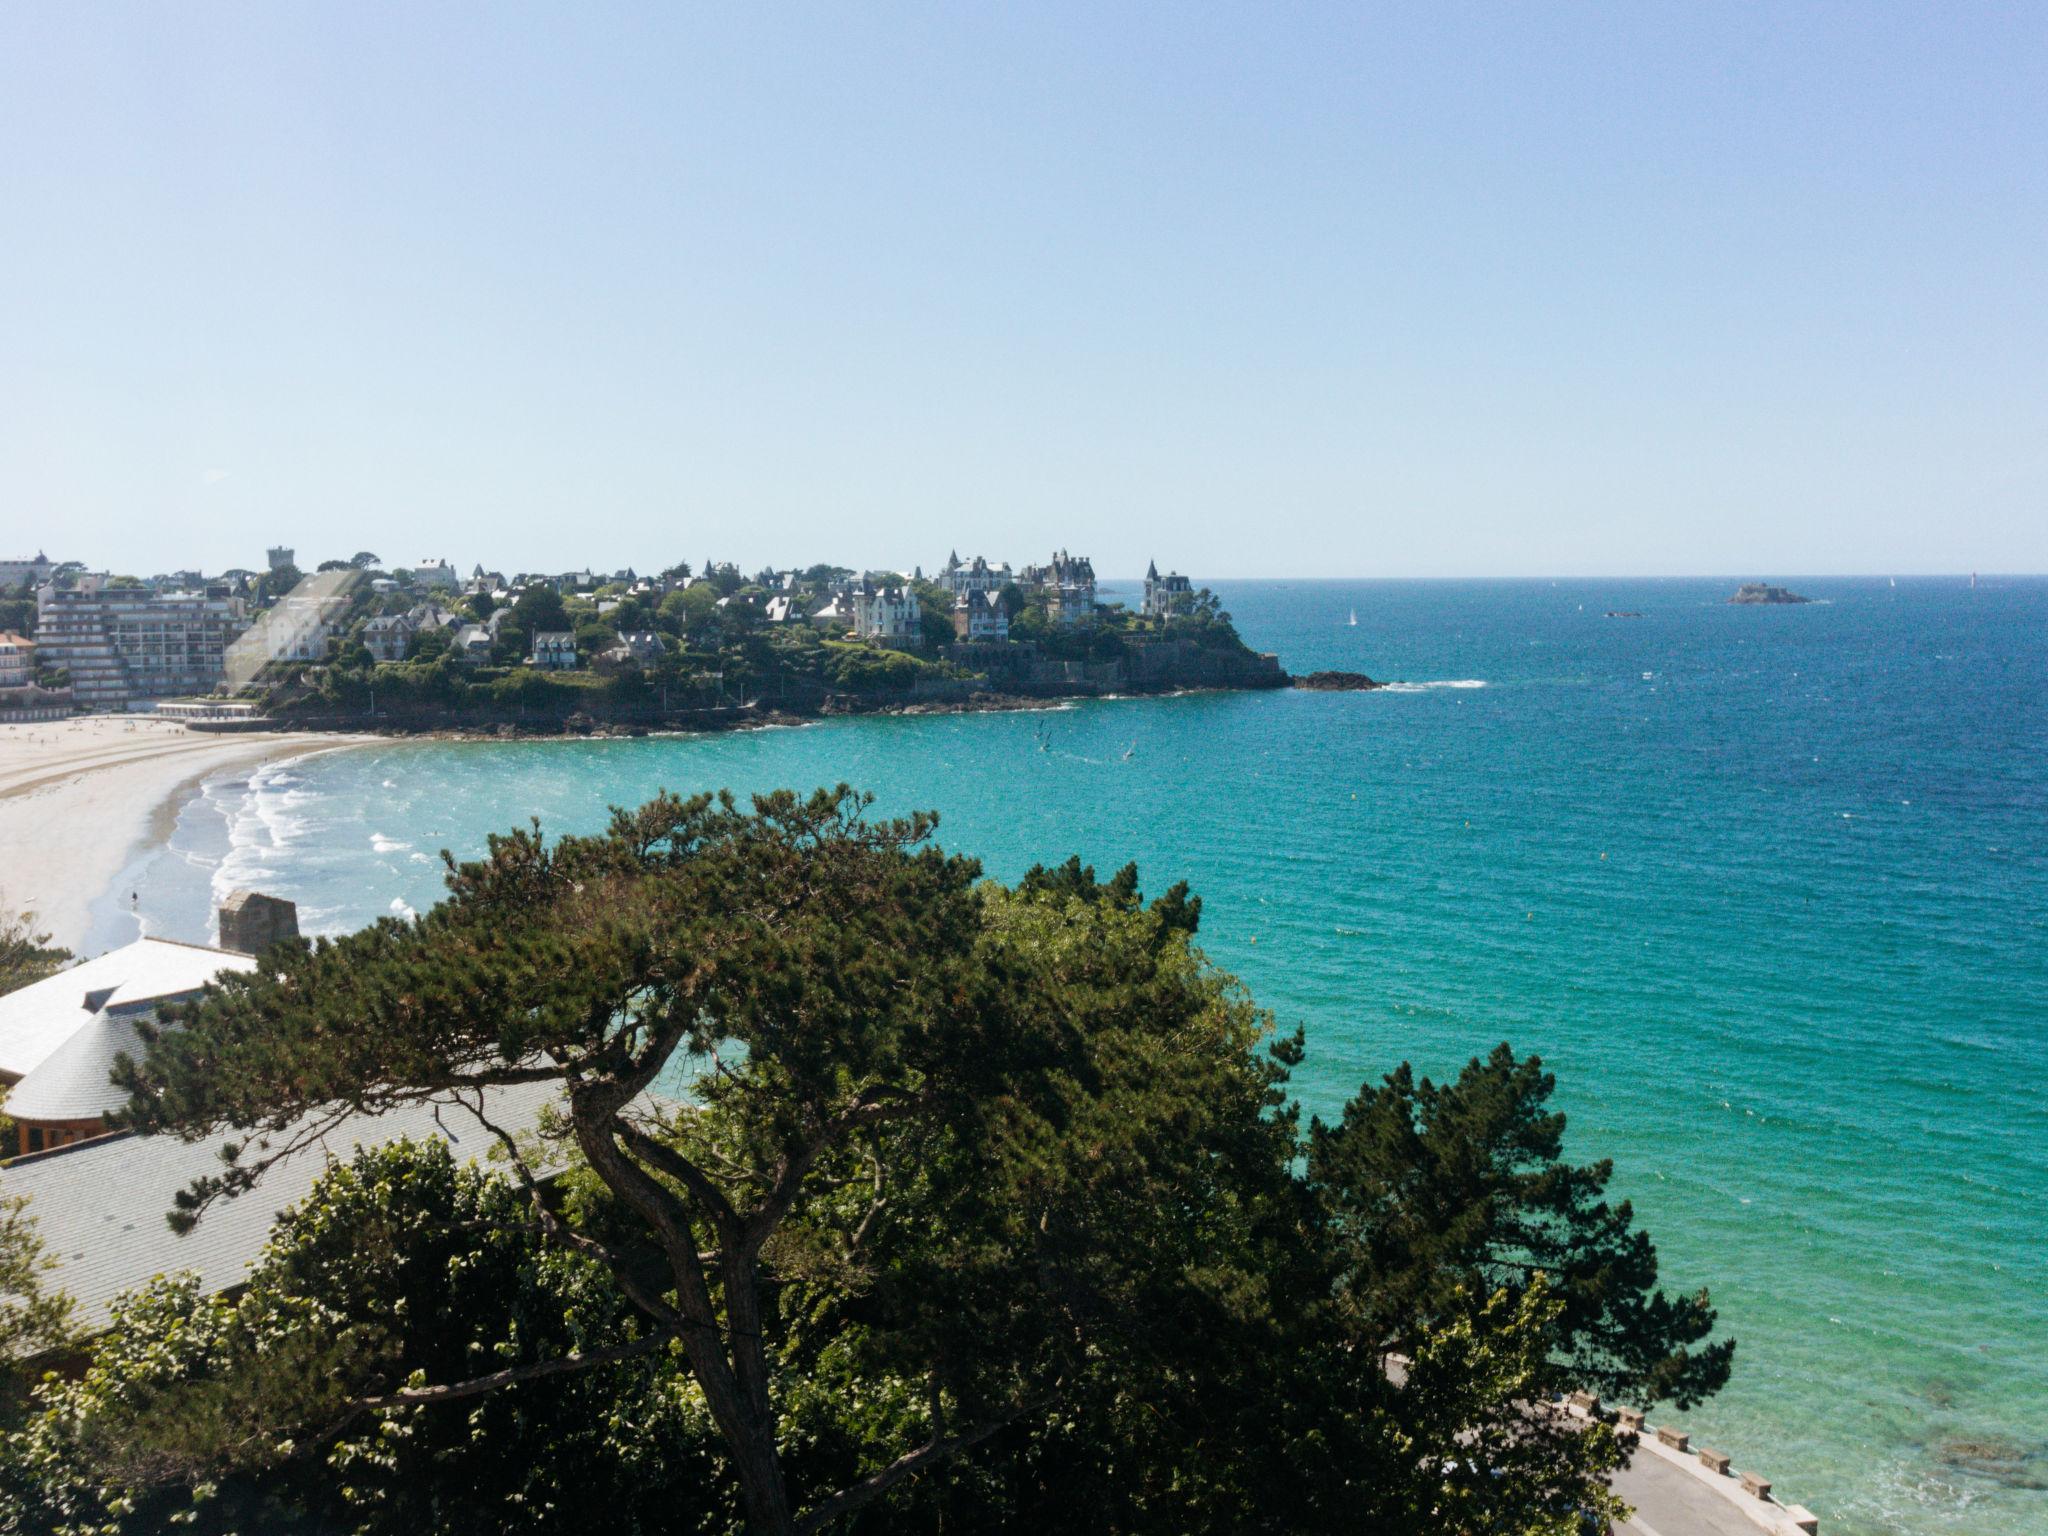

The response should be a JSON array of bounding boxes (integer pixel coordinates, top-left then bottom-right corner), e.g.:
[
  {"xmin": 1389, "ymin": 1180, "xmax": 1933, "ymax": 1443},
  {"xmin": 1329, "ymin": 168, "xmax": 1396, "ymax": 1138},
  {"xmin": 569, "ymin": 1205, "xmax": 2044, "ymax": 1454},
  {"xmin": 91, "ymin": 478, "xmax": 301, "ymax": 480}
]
[
  {"xmin": 1729, "ymin": 583, "xmax": 1812, "ymax": 605},
  {"xmin": 1292, "ymin": 670, "xmax": 1384, "ymax": 691}
]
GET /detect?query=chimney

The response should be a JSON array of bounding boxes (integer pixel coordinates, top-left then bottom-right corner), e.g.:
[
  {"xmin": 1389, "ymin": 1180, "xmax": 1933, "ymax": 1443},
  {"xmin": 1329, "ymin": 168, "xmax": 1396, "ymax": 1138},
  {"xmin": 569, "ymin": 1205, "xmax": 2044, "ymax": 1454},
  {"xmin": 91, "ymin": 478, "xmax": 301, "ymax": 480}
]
[{"xmin": 218, "ymin": 890, "xmax": 300, "ymax": 956}]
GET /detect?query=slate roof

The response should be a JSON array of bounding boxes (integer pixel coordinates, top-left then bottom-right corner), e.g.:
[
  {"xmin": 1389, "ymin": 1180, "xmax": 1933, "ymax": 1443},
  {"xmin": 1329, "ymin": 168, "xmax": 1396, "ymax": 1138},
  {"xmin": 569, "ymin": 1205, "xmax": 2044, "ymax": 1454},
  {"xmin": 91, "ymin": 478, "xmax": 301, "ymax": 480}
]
[
  {"xmin": 3, "ymin": 1009, "xmax": 150, "ymax": 1121},
  {"xmin": 0, "ymin": 1080, "xmax": 565, "ymax": 1333},
  {"xmin": 0, "ymin": 940, "xmax": 256, "ymax": 1081}
]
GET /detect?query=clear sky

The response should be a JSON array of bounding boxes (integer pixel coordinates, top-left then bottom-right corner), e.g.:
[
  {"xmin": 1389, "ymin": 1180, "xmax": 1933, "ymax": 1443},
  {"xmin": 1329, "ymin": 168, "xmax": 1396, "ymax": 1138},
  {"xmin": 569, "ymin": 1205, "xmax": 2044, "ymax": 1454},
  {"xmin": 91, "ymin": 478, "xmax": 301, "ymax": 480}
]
[{"xmin": 2, "ymin": 4, "xmax": 2043, "ymax": 579}]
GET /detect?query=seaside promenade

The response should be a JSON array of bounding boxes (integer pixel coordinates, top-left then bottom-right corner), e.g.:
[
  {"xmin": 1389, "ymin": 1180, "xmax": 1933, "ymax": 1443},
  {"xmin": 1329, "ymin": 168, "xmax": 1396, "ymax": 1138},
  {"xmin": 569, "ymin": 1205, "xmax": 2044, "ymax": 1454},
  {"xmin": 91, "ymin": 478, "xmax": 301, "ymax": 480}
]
[
  {"xmin": 1587, "ymin": 1400, "xmax": 1821, "ymax": 1536},
  {"xmin": 0, "ymin": 717, "xmax": 362, "ymax": 950}
]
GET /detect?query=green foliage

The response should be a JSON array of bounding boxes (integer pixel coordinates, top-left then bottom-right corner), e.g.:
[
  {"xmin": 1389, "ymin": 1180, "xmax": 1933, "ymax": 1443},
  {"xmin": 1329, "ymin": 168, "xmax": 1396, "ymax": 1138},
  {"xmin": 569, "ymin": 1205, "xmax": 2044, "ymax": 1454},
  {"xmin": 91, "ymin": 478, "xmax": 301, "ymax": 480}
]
[
  {"xmin": 0, "ymin": 1142, "xmax": 718, "ymax": 1535},
  {"xmin": 256, "ymin": 565, "xmax": 304, "ymax": 604},
  {"xmin": 0, "ymin": 591, "xmax": 35, "ymax": 638},
  {"xmin": 403, "ymin": 626, "xmax": 452, "ymax": 664},
  {"xmin": 79, "ymin": 792, "xmax": 1721, "ymax": 1534},
  {"xmin": 0, "ymin": 1194, "xmax": 76, "ymax": 1382},
  {"xmin": 0, "ymin": 913, "xmax": 69, "ymax": 998},
  {"xmin": 817, "ymin": 641, "xmax": 953, "ymax": 693},
  {"xmin": 1308, "ymin": 1044, "xmax": 1734, "ymax": 1408},
  {"xmin": 510, "ymin": 586, "xmax": 569, "ymax": 636}
]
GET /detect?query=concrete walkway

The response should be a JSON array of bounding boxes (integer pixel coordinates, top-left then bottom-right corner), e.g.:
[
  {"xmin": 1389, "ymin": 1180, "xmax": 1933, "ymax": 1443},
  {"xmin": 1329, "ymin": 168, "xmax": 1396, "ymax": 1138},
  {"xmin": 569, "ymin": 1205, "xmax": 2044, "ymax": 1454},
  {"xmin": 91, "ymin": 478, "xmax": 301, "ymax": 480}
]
[
  {"xmin": 1613, "ymin": 1445, "xmax": 1793, "ymax": 1536},
  {"xmin": 1578, "ymin": 1401, "xmax": 1818, "ymax": 1536}
]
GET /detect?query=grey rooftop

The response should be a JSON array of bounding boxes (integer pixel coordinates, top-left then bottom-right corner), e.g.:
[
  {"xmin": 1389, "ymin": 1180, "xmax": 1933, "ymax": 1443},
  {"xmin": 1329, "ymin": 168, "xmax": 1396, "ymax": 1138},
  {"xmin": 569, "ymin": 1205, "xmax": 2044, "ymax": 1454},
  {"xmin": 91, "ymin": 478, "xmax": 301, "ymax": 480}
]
[
  {"xmin": 0, "ymin": 1080, "xmax": 563, "ymax": 1334},
  {"xmin": 0, "ymin": 938, "xmax": 256, "ymax": 1081}
]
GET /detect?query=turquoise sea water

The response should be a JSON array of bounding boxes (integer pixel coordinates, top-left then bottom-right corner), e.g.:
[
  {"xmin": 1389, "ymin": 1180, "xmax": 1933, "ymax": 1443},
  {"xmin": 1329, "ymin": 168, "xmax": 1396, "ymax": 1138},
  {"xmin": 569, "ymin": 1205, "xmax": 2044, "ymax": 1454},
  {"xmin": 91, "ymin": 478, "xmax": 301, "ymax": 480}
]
[{"xmin": 106, "ymin": 577, "xmax": 2048, "ymax": 1536}]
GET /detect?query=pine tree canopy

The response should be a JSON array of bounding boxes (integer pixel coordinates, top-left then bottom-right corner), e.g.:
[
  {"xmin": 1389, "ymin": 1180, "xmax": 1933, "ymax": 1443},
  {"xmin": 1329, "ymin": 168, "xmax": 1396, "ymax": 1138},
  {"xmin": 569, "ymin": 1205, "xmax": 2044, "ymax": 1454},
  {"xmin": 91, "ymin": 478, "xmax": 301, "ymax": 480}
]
[{"xmin": 0, "ymin": 786, "xmax": 1731, "ymax": 1536}]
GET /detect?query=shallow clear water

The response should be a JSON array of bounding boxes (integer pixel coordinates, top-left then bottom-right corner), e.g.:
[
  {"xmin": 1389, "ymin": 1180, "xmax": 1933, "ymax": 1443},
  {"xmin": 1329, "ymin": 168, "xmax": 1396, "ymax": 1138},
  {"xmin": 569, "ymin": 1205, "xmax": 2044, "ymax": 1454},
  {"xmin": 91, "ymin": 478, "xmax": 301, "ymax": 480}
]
[{"xmin": 112, "ymin": 576, "xmax": 2048, "ymax": 1535}]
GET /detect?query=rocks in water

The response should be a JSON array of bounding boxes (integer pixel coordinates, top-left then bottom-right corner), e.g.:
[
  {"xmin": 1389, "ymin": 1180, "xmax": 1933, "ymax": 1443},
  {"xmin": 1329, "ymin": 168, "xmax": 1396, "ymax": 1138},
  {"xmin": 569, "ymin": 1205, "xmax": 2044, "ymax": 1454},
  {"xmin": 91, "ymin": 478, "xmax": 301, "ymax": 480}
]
[
  {"xmin": 1934, "ymin": 1435, "xmax": 2045, "ymax": 1489},
  {"xmin": 1729, "ymin": 583, "xmax": 1812, "ymax": 605},
  {"xmin": 1292, "ymin": 670, "xmax": 1384, "ymax": 691}
]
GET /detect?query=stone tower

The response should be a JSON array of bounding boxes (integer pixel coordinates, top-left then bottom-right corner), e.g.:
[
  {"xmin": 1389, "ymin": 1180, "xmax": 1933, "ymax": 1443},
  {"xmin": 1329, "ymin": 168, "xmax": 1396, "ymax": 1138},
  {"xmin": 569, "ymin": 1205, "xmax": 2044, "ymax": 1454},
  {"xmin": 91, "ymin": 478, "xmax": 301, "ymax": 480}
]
[{"xmin": 217, "ymin": 890, "xmax": 300, "ymax": 956}]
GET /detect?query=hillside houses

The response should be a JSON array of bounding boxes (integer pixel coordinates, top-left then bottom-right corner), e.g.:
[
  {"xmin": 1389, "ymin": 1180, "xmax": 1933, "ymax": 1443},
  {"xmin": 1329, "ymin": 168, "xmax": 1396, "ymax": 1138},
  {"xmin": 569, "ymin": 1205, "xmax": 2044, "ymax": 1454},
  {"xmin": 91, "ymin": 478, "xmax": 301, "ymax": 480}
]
[
  {"xmin": 1143, "ymin": 560, "xmax": 1195, "ymax": 618},
  {"xmin": 952, "ymin": 589, "xmax": 1009, "ymax": 641},
  {"xmin": 939, "ymin": 552, "xmax": 1015, "ymax": 599},
  {"xmin": 850, "ymin": 581, "xmax": 920, "ymax": 646},
  {"xmin": 1020, "ymin": 550, "xmax": 1096, "ymax": 623}
]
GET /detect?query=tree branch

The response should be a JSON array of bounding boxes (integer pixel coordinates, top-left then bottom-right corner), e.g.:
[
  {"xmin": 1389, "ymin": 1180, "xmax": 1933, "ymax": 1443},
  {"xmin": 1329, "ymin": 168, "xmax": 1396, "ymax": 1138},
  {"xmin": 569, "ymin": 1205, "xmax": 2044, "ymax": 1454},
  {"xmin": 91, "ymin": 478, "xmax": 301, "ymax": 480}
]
[
  {"xmin": 354, "ymin": 1330, "xmax": 672, "ymax": 1410},
  {"xmin": 795, "ymin": 1408, "xmax": 1022, "ymax": 1535},
  {"xmin": 458, "ymin": 1092, "xmax": 690, "ymax": 1334}
]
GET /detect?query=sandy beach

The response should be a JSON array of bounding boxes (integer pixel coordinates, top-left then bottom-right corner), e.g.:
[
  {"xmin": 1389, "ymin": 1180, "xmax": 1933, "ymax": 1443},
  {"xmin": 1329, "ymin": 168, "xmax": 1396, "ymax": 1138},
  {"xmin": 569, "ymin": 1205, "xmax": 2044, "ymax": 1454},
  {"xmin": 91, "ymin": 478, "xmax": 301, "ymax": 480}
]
[{"xmin": 0, "ymin": 718, "xmax": 368, "ymax": 955}]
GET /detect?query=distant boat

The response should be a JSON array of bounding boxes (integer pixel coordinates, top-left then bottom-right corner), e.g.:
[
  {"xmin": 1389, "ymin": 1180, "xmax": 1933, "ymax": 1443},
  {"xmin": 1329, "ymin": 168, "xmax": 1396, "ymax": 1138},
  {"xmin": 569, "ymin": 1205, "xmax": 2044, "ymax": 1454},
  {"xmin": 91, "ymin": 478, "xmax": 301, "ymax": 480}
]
[
  {"xmin": 1889, "ymin": 576, "xmax": 1896, "ymax": 588},
  {"xmin": 1347, "ymin": 609, "xmax": 1358, "ymax": 627},
  {"xmin": 1971, "ymin": 572, "xmax": 1978, "ymax": 589}
]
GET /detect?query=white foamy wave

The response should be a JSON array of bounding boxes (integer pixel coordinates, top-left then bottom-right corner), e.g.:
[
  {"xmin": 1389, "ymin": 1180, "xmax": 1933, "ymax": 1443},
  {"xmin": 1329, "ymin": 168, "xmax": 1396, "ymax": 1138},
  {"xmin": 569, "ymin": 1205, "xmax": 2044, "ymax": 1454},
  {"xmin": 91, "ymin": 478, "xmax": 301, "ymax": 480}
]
[
  {"xmin": 389, "ymin": 897, "xmax": 417, "ymax": 919},
  {"xmin": 206, "ymin": 758, "xmax": 324, "ymax": 915},
  {"xmin": 370, "ymin": 833, "xmax": 412, "ymax": 854},
  {"xmin": 1380, "ymin": 679, "xmax": 1487, "ymax": 693}
]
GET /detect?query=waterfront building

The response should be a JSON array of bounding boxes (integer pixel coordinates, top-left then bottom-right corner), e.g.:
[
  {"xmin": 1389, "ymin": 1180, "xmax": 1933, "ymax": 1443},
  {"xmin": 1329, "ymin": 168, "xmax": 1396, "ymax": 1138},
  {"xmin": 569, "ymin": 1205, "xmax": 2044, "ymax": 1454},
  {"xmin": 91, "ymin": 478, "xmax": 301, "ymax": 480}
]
[
  {"xmin": 529, "ymin": 630, "xmax": 579, "ymax": 669},
  {"xmin": 0, "ymin": 551, "xmax": 57, "ymax": 589},
  {"xmin": 0, "ymin": 630, "xmax": 71, "ymax": 722},
  {"xmin": 222, "ymin": 571, "xmax": 357, "ymax": 687},
  {"xmin": 602, "ymin": 630, "xmax": 668, "ymax": 665},
  {"xmin": 1143, "ymin": 560, "xmax": 1196, "ymax": 618},
  {"xmin": 360, "ymin": 602, "xmax": 457, "ymax": 664},
  {"xmin": 412, "ymin": 558, "xmax": 459, "ymax": 591},
  {"xmin": 33, "ymin": 576, "xmax": 248, "ymax": 711},
  {"xmin": 850, "ymin": 581, "xmax": 921, "ymax": 646},
  {"xmin": 0, "ymin": 894, "xmax": 294, "ymax": 1156},
  {"xmin": 951, "ymin": 589, "xmax": 1010, "ymax": 642},
  {"xmin": 1020, "ymin": 550, "xmax": 1097, "ymax": 624},
  {"xmin": 451, "ymin": 623, "xmax": 494, "ymax": 664},
  {"xmin": 0, "ymin": 631, "xmax": 31, "ymax": 689},
  {"xmin": 361, "ymin": 612, "xmax": 417, "ymax": 663},
  {"xmin": 938, "ymin": 552, "xmax": 1015, "ymax": 600},
  {"xmin": 810, "ymin": 594, "xmax": 856, "ymax": 633}
]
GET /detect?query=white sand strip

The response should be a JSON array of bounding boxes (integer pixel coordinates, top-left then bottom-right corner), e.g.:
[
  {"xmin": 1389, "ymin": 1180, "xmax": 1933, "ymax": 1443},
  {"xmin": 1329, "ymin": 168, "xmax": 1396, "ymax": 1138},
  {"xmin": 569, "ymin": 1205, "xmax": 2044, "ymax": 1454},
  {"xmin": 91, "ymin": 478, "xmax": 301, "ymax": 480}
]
[{"xmin": 0, "ymin": 718, "xmax": 370, "ymax": 954}]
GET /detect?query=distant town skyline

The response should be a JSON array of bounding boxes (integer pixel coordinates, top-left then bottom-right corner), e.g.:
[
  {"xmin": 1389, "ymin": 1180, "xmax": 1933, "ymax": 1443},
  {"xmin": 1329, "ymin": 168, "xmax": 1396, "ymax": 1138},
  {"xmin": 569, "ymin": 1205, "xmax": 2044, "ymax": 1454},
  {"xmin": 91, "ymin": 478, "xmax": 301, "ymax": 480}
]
[{"xmin": 4, "ymin": 4, "xmax": 2045, "ymax": 578}]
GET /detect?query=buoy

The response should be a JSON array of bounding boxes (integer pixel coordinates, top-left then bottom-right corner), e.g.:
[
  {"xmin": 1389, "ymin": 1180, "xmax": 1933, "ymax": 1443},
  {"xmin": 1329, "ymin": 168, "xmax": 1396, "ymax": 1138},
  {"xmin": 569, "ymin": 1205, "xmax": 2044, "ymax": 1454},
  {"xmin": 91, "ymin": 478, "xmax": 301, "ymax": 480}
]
[
  {"xmin": 1600, "ymin": 852, "xmax": 1607, "ymax": 860},
  {"xmin": 1526, "ymin": 912, "xmax": 1533, "ymax": 920}
]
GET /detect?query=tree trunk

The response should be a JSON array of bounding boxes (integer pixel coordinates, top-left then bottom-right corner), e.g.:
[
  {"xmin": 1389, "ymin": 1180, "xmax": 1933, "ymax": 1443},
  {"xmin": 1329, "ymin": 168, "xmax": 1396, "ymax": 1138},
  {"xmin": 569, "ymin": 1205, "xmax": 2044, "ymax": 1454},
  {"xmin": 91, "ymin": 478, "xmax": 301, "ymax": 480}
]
[{"xmin": 722, "ymin": 1251, "xmax": 796, "ymax": 1535}]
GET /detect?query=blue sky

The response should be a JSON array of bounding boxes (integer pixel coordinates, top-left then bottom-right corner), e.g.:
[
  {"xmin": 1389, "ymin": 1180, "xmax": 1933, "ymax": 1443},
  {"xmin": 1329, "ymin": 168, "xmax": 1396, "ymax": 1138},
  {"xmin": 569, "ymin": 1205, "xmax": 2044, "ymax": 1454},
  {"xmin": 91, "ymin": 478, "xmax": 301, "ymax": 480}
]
[{"xmin": 2, "ymin": 3, "xmax": 2043, "ymax": 578}]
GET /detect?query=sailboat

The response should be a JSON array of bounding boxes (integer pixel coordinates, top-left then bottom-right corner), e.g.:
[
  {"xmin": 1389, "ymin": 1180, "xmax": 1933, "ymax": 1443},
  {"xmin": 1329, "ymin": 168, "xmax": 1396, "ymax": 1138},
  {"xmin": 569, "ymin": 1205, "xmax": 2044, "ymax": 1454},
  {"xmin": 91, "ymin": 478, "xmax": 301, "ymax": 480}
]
[
  {"xmin": 1347, "ymin": 609, "xmax": 1358, "ymax": 627},
  {"xmin": 1889, "ymin": 576, "xmax": 1896, "ymax": 588}
]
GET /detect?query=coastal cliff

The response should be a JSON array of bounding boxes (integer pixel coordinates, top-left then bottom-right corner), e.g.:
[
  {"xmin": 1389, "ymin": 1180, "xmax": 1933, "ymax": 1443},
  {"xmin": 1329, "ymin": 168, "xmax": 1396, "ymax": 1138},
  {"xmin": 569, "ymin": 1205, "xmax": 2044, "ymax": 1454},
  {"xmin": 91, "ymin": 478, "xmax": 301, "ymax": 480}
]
[{"xmin": 259, "ymin": 631, "xmax": 1289, "ymax": 734}]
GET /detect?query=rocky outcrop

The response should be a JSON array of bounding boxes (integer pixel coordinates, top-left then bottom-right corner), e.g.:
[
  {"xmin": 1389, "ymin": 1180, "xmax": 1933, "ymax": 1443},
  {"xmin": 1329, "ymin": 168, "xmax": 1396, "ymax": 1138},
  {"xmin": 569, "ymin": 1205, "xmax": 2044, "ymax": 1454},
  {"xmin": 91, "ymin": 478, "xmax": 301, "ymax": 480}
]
[
  {"xmin": 1292, "ymin": 671, "xmax": 1384, "ymax": 691},
  {"xmin": 1729, "ymin": 583, "xmax": 1812, "ymax": 605}
]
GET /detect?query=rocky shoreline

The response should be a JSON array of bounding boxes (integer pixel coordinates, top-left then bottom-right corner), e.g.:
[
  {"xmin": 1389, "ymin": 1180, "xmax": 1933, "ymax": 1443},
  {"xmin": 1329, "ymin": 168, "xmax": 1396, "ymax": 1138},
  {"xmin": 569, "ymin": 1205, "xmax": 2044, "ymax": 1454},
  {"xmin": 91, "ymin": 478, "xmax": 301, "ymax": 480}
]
[{"xmin": 266, "ymin": 678, "xmax": 1298, "ymax": 742}]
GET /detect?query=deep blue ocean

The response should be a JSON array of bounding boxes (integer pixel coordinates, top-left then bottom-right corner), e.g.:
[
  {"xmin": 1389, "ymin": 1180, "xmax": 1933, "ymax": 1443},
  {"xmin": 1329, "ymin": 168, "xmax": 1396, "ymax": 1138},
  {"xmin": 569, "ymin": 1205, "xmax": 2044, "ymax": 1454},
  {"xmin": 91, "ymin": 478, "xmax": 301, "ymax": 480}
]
[{"xmin": 107, "ymin": 576, "xmax": 2048, "ymax": 1535}]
